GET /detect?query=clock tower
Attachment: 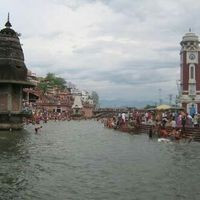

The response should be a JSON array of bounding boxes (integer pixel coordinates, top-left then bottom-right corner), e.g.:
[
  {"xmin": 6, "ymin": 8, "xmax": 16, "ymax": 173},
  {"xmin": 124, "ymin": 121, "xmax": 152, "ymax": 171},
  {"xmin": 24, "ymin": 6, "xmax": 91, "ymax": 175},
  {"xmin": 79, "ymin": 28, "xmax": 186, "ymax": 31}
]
[{"xmin": 180, "ymin": 30, "xmax": 200, "ymax": 115}]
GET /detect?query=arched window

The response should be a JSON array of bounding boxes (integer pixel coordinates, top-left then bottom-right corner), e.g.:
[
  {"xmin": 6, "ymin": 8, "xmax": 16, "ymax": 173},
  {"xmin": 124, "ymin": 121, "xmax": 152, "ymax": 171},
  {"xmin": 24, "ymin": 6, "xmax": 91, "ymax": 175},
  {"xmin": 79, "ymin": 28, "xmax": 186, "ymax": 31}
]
[
  {"xmin": 189, "ymin": 64, "xmax": 195, "ymax": 80},
  {"xmin": 191, "ymin": 66, "xmax": 194, "ymax": 79}
]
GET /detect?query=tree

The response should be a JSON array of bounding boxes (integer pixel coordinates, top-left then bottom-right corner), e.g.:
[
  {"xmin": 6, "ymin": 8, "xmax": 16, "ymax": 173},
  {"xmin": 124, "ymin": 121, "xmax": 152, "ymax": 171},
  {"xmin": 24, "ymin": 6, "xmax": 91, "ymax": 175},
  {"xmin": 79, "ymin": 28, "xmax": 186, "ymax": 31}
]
[
  {"xmin": 91, "ymin": 91, "xmax": 99, "ymax": 108},
  {"xmin": 45, "ymin": 73, "xmax": 66, "ymax": 89},
  {"xmin": 54, "ymin": 77, "xmax": 66, "ymax": 90},
  {"xmin": 46, "ymin": 73, "xmax": 55, "ymax": 81},
  {"xmin": 37, "ymin": 73, "xmax": 67, "ymax": 93},
  {"xmin": 38, "ymin": 80, "xmax": 48, "ymax": 94}
]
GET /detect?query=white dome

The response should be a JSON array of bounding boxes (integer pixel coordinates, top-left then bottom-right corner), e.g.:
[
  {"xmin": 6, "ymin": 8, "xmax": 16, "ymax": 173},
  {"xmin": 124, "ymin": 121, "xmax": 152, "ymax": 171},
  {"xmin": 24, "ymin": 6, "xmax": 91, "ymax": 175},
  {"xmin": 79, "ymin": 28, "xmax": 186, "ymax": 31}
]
[{"xmin": 182, "ymin": 32, "xmax": 199, "ymax": 42}]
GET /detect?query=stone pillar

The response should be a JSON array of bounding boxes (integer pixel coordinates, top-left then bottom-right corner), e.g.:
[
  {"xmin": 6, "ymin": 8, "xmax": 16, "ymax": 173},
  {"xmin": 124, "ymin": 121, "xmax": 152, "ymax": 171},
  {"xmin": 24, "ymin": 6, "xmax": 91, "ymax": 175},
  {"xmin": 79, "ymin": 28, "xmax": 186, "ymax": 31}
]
[
  {"xmin": 7, "ymin": 84, "xmax": 12, "ymax": 112},
  {"xmin": 19, "ymin": 86, "xmax": 23, "ymax": 111}
]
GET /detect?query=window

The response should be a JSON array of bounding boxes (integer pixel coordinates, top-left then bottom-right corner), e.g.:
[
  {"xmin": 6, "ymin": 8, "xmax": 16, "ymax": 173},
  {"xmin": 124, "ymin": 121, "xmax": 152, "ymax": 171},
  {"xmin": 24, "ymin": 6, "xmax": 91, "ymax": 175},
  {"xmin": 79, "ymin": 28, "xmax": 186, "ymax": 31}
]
[
  {"xmin": 191, "ymin": 66, "xmax": 194, "ymax": 79},
  {"xmin": 189, "ymin": 64, "xmax": 195, "ymax": 80}
]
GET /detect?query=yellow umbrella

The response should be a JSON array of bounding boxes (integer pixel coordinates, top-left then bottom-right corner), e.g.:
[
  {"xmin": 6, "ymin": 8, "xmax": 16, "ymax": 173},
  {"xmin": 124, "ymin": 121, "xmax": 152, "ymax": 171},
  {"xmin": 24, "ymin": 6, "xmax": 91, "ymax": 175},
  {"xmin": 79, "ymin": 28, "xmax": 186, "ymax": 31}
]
[{"xmin": 156, "ymin": 104, "xmax": 171, "ymax": 110}]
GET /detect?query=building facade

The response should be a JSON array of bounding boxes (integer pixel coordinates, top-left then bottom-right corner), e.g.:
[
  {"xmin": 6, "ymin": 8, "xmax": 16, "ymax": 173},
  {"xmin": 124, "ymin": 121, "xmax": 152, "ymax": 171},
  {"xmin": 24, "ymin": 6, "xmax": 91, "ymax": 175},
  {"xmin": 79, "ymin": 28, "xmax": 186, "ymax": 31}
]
[{"xmin": 180, "ymin": 30, "xmax": 200, "ymax": 115}]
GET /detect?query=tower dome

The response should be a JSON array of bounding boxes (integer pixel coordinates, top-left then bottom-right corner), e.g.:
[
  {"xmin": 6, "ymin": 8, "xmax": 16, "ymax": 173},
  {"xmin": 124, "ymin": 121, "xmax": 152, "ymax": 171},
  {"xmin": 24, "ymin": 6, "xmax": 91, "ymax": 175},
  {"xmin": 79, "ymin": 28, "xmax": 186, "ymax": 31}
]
[
  {"xmin": 0, "ymin": 14, "xmax": 29, "ymax": 84},
  {"xmin": 182, "ymin": 32, "xmax": 199, "ymax": 42},
  {"xmin": 180, "ymin": 29, "xmax": 200, "ymax": 46}
]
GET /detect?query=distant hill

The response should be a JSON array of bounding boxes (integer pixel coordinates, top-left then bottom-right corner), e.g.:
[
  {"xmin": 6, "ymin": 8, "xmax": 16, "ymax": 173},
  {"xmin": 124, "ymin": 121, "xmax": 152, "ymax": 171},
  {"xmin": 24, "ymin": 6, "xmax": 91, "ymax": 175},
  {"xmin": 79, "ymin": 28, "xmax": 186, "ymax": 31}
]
[{"xmin": 100, "ymin": 99, "xmax": 156, "ymax": 108}]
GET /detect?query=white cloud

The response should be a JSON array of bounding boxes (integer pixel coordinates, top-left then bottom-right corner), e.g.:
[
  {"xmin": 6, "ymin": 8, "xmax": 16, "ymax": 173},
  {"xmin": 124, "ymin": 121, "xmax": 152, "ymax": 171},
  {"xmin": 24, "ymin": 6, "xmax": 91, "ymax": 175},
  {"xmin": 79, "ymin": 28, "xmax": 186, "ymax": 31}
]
[{"xmin": 0, "ymin": 0, "xmax": 198, "ymax": 105}]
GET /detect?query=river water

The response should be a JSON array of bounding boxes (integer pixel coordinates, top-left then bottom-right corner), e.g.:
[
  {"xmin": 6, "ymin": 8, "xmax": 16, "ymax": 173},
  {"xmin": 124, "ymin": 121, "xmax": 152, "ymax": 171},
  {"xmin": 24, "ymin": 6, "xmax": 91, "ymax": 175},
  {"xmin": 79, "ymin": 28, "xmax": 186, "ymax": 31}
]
[{"xmin": 0, "ymin": 120, "xmax": 200, "ymax": 200}]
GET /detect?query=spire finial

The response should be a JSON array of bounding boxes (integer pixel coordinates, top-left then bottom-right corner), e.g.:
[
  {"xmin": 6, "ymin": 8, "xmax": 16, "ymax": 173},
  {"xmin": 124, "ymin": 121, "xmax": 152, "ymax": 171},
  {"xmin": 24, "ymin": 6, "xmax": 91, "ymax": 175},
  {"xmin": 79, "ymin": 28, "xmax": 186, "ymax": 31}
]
[
  {"xmin": 5, "ymin": 12, "xmax": 12, "ymax": 28},
  {"xmin": 189, "ymin": 28, "xmax": 192, "ymax": 32}
]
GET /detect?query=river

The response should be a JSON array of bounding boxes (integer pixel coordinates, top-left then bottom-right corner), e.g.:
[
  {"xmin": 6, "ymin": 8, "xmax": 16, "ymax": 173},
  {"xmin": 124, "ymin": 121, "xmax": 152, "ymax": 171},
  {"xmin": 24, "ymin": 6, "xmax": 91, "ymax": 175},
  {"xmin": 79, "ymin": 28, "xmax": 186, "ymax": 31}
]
[{"xmin": 0, "ymin": 120, "xmax": 200, "ymax": 200}]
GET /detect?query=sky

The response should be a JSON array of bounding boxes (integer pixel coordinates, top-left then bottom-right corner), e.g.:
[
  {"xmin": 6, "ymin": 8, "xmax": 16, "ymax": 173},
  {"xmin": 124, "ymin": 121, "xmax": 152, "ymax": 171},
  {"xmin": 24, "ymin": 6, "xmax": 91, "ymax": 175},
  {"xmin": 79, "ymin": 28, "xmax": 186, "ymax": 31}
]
[{"xmin": 1, "ymin": 0, "xmax": 200, "ymax": 106}]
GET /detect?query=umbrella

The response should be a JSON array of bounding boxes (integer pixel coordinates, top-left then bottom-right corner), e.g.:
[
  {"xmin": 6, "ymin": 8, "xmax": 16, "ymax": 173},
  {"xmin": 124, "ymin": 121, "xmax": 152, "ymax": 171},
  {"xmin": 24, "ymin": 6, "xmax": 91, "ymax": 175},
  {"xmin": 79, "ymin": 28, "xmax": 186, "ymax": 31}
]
[{"xmin": 156, "ymin": 104, "xmax": 171, "ymax": 110}]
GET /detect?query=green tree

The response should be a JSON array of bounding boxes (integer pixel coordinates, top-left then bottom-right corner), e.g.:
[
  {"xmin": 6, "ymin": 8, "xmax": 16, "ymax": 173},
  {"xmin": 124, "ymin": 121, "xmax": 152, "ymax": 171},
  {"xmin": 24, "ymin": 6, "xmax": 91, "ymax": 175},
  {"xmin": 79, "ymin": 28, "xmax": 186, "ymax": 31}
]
[
  {"xmin": 91, "ymin": 91, "xmax": 99, "ymax": 108},
  {"xmin": 45, "ymin": 73, "xmax": 66, "ymax": 90},
  {"xmin": 37, "ymin": 73, "xmax": 67, "ymax": 93},
  {"xmin": 38, "ymin": 81, "xmax": 48, "ymax": 94},
  {"xmin": 54, "ymin": 77, "xmax": 66, "ymax": 90}
]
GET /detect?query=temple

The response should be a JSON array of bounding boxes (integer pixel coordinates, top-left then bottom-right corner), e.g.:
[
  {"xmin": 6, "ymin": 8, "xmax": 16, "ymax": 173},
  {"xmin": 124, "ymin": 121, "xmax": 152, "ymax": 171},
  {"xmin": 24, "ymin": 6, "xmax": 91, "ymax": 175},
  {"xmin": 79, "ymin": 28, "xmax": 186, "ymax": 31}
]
[{"xmin": 0, "ymin": 14, "xmax": 34, "ymax": 130}]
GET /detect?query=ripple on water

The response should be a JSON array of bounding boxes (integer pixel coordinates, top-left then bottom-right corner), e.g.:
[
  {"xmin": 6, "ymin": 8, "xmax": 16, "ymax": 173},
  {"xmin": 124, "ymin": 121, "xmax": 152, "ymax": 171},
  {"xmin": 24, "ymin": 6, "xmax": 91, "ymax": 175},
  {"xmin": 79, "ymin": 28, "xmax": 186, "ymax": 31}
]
[{"xmin": 0, "ymin": 120, "xmax": 200, "ymax": 200}]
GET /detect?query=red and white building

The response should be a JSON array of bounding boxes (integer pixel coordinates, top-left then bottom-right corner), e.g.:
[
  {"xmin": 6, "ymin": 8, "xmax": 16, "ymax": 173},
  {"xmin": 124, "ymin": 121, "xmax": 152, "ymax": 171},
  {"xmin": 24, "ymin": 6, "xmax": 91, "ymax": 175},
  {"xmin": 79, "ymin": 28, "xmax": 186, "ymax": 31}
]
[{"xmin": 180, "ymin": 30, "xmax": 200, "ymax": 114}]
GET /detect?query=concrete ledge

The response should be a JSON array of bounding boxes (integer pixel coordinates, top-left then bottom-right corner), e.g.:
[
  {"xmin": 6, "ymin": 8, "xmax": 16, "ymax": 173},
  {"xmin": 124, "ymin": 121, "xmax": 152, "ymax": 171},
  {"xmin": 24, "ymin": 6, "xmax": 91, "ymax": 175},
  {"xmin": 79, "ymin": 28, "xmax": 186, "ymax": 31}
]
[{"xmin": 0, "ymin": 123, "xmax": 23, "ymax": 130}]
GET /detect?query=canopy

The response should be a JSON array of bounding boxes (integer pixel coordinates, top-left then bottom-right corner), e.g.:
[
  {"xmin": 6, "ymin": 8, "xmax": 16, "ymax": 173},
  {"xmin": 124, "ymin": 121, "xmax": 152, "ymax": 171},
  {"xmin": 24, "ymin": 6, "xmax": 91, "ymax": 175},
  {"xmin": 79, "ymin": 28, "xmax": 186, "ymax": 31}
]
[{"xmin": 156, "ymin": 104, "xmax": 171, "ymax": 110}]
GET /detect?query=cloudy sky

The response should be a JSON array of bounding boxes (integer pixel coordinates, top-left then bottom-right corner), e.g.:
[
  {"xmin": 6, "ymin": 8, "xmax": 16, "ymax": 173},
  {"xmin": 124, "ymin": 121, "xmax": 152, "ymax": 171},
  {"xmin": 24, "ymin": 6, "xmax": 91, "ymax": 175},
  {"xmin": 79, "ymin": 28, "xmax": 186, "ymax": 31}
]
[{"xmin": 1, "ymin": 0, "xmax": 200, "ymax": 106}]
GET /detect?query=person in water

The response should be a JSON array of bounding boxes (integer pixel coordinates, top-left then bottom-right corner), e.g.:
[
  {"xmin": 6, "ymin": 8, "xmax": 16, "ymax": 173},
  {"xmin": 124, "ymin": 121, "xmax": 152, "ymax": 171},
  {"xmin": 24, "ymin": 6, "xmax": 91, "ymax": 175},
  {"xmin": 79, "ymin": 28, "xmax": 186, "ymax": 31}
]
[
  {"xmin": 35, "ymin": 126, "xmax": 43, "ymax": 134},
  {"xmin": 148, "ymin": 127, "xmax": 153, "ymax": 138},
  {"xmin": 159, "ymin": 127, "xmax": 168, "ymax": 138}
]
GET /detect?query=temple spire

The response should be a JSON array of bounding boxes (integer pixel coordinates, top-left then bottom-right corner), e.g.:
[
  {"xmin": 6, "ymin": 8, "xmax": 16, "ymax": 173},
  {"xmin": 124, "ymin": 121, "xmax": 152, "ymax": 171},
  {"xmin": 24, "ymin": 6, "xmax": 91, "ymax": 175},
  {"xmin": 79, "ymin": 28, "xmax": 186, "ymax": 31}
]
[
  {"xmin": 5, "ymin": 12, "xmax": 12, "ymax": 28},
  {"xmin": 189, "ymin": 28, "xmax": 192, "ymax": 32}
]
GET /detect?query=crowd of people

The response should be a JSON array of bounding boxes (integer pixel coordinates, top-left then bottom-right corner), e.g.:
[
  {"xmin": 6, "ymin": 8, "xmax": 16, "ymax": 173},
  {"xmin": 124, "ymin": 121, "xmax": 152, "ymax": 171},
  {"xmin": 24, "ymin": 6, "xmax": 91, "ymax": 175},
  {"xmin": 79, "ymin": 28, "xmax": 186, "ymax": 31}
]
[
  {"xmin": 23, "ymin": 110, "xmax": 72, "ymax": 133},
  {"xmin": 102, "ymin": 109, "xmax": 200, "ymax": 141},
  {"xmin": 23, "ymin": 103, "xmax": 200, "ymax": 139}
]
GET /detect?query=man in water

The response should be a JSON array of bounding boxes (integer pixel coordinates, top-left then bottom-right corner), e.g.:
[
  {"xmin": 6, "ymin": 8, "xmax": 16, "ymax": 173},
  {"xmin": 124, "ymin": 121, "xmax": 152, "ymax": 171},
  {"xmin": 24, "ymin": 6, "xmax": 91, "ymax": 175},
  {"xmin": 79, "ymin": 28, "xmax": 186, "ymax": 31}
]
[
  {"xmin": 35, "ymin": 126, "xmax": 43, "ymax": 134},
  {"xmin": 148, "ymin": 127, "xmax": 153, "ymax": 138}
]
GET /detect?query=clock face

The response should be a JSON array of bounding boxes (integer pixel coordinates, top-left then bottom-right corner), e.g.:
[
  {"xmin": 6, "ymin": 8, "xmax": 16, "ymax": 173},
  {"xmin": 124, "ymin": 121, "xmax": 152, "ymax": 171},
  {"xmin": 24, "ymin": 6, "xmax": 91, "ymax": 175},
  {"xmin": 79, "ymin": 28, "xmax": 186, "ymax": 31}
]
[{"xmin": 189, "ymin": 53, "xmax": 195, "ymax": 60}]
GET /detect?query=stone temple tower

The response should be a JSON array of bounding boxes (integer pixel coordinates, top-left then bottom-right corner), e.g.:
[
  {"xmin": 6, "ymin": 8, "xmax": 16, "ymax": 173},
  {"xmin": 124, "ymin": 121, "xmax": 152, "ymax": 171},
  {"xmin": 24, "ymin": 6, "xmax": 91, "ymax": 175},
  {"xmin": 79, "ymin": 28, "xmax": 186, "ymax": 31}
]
[
  {"xmin": 0, "ymin": 14, "xmax": 33, "ymax": 130},
  {"xmin": 179, "ymin": 29, "xmax": 200, "ymax": 115}
]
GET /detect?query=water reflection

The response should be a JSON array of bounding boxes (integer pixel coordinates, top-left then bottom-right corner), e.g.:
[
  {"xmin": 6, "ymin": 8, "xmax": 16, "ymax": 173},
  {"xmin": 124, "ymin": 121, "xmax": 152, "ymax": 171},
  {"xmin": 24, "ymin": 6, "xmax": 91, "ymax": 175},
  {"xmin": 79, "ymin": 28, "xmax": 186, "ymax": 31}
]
[
  {"xmin": 0, "ymin": 129, "xmax": 31, "ymax": 199},
  {"xmin": 0, "ymin": 129, "xmax": 29, "ymax": 154},
  {"xmin": 0, "ymin": 121, "xmax": 200, "ymax": 200},
  {"xmin": 170, "ymin": 143, "xmax": 200, "ymax": 199}
]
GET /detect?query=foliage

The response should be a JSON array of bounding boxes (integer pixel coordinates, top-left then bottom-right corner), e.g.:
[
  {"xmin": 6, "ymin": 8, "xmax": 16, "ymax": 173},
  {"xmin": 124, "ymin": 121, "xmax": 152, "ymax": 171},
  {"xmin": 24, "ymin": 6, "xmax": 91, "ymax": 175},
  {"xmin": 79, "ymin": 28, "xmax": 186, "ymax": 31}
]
[
  {"xmin": 91, "ymin": 91, "xmax": 99, "ymax": 108},
  {"xmin": 38, "ymin": 81, "xmax": 48, "ymax": 94},
  {"xmin": 38, "ymin": 73, "xmax": 67, "ymax": 93},
  {"xmin": 45, "ymin": 73, "xmax": 66, "ymax": 89}
]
